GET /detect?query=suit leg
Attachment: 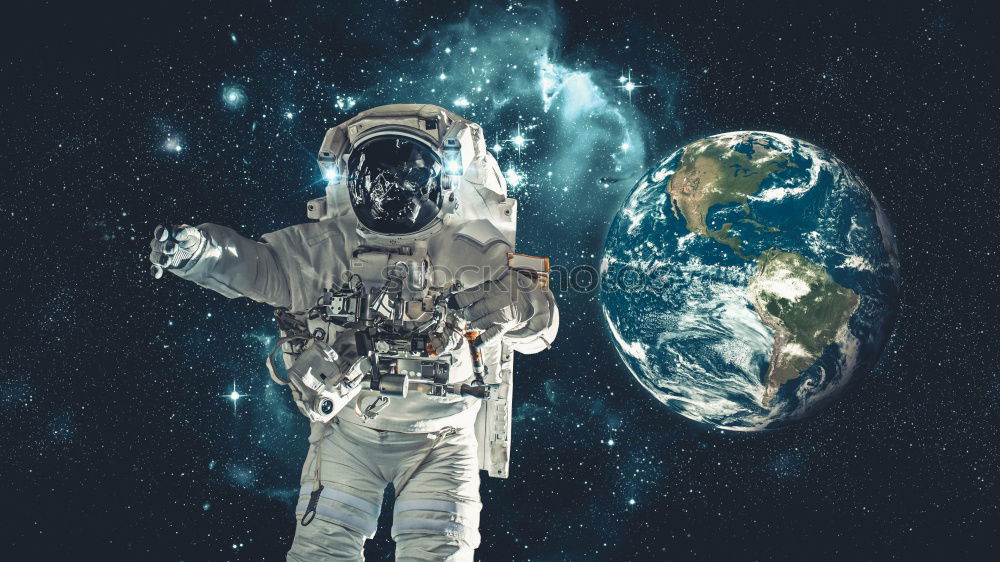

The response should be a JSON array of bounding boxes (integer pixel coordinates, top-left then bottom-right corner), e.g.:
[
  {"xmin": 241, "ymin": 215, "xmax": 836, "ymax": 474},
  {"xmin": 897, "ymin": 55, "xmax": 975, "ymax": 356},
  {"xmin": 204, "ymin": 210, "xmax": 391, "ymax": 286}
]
[
  {"xmin": 287, "ymin": 422, "xmax": 388, "ymax": 561},
  {"xmin": 390, "ymin": 427, "xmax": 482, "ymax": 562}
]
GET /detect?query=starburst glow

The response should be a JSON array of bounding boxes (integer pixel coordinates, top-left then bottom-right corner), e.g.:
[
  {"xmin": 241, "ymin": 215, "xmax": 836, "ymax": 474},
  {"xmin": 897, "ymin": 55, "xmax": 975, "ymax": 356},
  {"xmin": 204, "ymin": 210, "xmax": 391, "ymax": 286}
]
[
  {"xmin": 504, "ymin": 167, "xmax": 523, "ymax": 187},
  {"xmin": 222, "ymin": 381, "xmax": 245, "ymax": 413},
  {"xmin": 616, "ymin": 69, "xmax": 644, "ymax": 100},
  {"xmin": 163, "ymin": 137, "xmax": 183, "ymax": 152}
]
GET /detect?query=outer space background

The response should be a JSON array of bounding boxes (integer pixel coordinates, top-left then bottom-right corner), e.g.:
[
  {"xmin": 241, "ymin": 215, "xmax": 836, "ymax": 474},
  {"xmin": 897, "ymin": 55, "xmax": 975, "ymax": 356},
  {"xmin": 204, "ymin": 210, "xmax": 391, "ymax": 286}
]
[{"xmin": 2, "ymin": 1, "xmax": 998, "ymax": 560}]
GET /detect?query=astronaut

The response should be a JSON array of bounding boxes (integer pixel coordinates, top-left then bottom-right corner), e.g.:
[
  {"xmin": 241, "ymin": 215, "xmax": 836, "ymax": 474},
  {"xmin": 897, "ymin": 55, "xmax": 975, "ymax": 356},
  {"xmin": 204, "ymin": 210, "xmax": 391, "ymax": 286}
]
[{"xmin": 149, "ymin": 104, "xmax": 558, "ymax": 561}]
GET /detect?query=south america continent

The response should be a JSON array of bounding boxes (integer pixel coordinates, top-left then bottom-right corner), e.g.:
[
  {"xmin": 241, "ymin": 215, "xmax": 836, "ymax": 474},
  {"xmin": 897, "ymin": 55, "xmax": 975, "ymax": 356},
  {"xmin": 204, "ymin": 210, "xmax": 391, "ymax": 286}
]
[{"xmin": 746, "ymin": 249, "xmax": 860, "ymax": 405}]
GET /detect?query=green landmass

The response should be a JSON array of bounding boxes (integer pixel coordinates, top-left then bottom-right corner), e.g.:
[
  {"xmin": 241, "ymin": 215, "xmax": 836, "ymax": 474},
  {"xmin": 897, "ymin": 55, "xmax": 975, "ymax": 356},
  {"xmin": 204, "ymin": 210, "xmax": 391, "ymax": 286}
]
[
  {"xmin": 667, "ymin": 136, "xmax": 792, "ymax": 258},
  {"xmin": 746, "ymin": 249, "xmax": 860, "ymax": 406}
]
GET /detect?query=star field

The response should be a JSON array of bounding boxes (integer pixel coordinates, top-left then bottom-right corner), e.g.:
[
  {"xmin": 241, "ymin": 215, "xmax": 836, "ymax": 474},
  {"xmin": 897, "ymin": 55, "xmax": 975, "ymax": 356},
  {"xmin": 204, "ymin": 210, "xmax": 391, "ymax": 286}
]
[{"xmin": 1, "ymin": 0, "xmax": 998, "ymax": 560}]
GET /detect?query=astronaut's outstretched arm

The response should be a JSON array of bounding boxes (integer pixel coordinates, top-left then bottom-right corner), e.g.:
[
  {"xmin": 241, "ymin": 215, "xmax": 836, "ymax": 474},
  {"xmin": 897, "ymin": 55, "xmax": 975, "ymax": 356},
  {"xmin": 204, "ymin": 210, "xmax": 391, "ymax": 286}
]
[
  {"xmin": 451, "ymin": 270, "xmax": 559, "ymax": 354},
  {"xmin": 149, "ymin": 223, "xmax": 293, "ymax": 308}
]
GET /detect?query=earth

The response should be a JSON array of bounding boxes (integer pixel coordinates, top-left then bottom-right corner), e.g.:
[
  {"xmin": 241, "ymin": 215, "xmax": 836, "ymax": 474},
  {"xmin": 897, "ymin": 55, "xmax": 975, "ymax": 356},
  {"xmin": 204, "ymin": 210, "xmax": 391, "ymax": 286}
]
[{"xmin": 600, "ymin": 132, "xmax": 901, "ymax": 430}]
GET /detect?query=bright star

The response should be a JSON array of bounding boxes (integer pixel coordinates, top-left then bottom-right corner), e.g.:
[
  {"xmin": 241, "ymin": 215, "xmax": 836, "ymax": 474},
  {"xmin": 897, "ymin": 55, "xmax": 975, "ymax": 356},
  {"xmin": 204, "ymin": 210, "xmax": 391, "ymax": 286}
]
[
  {"xmin": 453, "ymin": 97, "xmax": 470, "ymax": 108},
  {"xmin": 616, "ymin": 69, "xmax": 643, "ymax": 100},
  {"xmin": 507, "ymin": 123, "xmax": 532, "ymax": 152},
  {"xmin": 222, "ymin": 381, "xmax": 245, "ymax": 413}
]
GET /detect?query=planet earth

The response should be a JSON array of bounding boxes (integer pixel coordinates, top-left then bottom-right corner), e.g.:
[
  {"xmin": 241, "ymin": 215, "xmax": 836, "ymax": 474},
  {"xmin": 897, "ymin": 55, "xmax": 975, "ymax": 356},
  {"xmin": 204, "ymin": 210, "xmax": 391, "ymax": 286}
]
[{"xmin": 600, "ymin": 131, "xmax": 901, "ymax": 430}]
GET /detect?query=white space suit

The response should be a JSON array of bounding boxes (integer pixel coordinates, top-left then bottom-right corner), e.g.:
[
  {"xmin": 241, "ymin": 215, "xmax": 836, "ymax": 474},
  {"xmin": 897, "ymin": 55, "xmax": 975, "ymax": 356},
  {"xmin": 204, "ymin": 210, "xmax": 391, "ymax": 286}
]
[{"xmin": 150, "ymin": 104, "xmax": 558, "ymax": 561}]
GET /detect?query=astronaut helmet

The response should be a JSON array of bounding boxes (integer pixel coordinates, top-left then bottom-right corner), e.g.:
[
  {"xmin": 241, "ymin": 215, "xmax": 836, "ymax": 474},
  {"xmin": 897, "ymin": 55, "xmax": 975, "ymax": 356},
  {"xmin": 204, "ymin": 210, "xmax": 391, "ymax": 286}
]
[{"xmin": 346, "ymin": 133, "xmax": 444, "ymax": 235}]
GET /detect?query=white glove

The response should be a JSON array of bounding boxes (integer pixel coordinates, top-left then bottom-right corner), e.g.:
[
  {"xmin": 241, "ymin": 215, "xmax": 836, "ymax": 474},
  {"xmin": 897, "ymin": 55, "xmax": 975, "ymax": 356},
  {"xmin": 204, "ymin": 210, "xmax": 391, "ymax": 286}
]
[
  {"xmin": 451, "ymin": 269, "xmax": 538, "ymax": 346},
  {"xmin": 148, "ymin": 224, "xmax": 206, "ymax": 278}
]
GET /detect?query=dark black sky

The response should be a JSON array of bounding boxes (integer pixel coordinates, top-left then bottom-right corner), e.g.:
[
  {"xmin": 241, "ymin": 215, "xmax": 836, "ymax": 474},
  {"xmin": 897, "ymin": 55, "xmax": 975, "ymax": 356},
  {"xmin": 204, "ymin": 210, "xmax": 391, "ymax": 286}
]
[{"xmin": 2, "ymin": 1, "xmax": 998, "ymax": 560}]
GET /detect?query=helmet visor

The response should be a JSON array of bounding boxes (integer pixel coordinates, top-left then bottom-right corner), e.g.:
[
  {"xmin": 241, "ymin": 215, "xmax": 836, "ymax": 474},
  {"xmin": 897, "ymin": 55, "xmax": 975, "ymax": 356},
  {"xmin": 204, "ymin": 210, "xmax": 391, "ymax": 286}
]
[{"xmin": 347, "ymin": 135, "xmax": 443, "ymax": 234}]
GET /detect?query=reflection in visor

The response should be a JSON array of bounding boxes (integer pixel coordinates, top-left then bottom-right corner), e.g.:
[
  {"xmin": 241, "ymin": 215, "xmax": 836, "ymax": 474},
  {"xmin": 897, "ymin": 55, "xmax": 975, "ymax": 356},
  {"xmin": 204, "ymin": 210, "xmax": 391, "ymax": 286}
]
[{"xmin": 348, "ymin": 136, "xmax": 443, "ymax": 234}]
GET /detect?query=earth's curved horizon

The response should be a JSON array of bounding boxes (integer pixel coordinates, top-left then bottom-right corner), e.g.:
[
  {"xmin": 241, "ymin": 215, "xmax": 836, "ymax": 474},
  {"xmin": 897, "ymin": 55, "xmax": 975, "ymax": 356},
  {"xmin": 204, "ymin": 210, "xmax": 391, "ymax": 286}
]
[{"xmin": 601, "ymin": 131, "xmax": 901, "ymax": 430}]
